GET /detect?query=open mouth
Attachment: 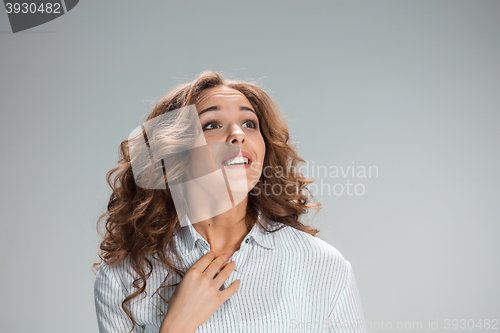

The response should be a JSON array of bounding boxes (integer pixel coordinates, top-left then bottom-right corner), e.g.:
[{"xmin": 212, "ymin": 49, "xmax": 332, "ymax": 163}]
[
  {"xmin": 221, "ymin": 151, "xmax": 252, "ymax": 168},
  {"xmin": 222, "ymin": 156, "xmax": 250, "ymax": 166}
]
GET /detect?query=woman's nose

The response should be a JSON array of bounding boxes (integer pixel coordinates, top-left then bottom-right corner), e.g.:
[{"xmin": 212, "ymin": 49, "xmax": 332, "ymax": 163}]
[{"xmin": 228, "ymin": 125, "xmax": 245, "ymax": 144}]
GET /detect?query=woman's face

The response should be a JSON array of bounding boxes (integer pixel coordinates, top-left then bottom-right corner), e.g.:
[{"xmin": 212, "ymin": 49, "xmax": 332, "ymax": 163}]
[{"xmin": 196, "ymin": 86, "xmax": 266, "ymax": 193}]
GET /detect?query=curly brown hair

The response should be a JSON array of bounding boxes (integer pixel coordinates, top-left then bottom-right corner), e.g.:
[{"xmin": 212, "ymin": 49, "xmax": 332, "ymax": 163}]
[{"xmin": 93, "ymin": 70, "xmax": 321, "ymax": 332}]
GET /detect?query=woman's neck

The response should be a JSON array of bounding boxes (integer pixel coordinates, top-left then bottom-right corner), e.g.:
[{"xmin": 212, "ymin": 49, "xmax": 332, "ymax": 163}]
[{"xmin": 192, "ymin": 197, "xmax": 252, "ymax": 257}]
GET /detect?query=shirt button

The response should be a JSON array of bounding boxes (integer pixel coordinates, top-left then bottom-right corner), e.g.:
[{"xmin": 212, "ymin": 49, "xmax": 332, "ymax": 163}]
[{"xmin": 245, "ymin": 238, "xmax": 249, "ymax": 243}]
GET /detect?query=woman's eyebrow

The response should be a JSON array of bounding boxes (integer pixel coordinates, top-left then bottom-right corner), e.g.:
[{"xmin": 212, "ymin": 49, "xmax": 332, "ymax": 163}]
[{"xmin": 198, "ymin": 105, "xmax": 256, "ymax": 117}]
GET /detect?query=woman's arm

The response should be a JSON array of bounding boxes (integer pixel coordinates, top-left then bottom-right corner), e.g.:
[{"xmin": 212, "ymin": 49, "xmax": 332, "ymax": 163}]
[
  {"xmin": 328, "ymin": 261, "xmax": 368, "ymax": 333},
  {"xmin": 94, "ymin": 262, "xmax": 144, "ymax": 333}
]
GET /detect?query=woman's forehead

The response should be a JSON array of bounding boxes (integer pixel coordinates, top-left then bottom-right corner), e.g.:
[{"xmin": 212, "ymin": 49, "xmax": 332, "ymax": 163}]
[{"xmin": 198, "ymin": 86, "xmax": 248, "ymax": 105}]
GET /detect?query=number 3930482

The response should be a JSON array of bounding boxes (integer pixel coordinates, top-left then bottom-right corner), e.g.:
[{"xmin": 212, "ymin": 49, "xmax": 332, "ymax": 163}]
[{"xmin": 5, "ymin": 2, "xmax": 62, "ymax": 14}]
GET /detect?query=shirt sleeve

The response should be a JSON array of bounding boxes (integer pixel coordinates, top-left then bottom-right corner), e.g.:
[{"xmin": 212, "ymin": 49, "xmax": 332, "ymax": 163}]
[
  {"xmin": 328, "ymin": 261, "xmax": 368, "ymax": 333},
  {"xmin": 94, "ymin": 262, "xmax": 144, "ymax": 333}
]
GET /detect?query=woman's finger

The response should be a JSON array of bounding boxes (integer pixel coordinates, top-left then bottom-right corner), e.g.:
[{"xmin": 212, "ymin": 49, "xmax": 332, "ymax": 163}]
[
  {"xmin": 203, "ymin": 253, "xmax": 229, "ymax": 278},
  {"xmin": 218, "ymin": 279, "xmax": 241, "ymax": 303},
  {"xmin": 189, "ymin": 251, "xmax": 216, "ymax": 273},
  {"xmin": 212, "ymin": 261, "xmax": 236, "ymax": 286}
]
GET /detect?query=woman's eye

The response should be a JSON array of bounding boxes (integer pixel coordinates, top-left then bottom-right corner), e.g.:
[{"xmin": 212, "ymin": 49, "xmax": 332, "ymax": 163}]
[
  {"xmin": 203, "ymin": 121, "xmax": 221, "ymax": 130},
  {"xmin": 242, "ymin": 120, "xmax": 257, "ymax": 129}
]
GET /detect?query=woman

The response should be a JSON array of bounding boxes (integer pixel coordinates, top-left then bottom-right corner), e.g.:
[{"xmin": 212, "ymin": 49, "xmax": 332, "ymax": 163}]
[{"xmin": 93, "ymin": 71, "xmax": 368, "ymax": 333}]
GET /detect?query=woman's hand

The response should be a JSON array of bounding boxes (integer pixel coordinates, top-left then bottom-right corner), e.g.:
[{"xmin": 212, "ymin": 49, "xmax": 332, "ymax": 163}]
[{"xmin": 159, "ymin": 251, "xmax": 240, "ymax": 333}]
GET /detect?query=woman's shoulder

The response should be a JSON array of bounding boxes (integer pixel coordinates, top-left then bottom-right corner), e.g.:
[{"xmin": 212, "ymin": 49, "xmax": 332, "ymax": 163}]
[
  {"xmin": 95, "ymin": 256, "xmax": 137, "ymax": 294},
  {"xmin": 96, "ymin": 255, "xmax": 136, "ymax": 274},
  {"xmin": 269, "ymin": 223, "xmax": 354, "ymax": 299},
  {"xmin": 95, "ymin": 254, "xmax": 164, "ymax": 293},
  {"xmin": 272, "ymin": 222, "xmax": 350, "ymax": 268}
]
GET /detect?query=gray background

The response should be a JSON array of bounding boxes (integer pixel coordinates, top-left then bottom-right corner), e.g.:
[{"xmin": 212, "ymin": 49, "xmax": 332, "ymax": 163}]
[{"xmin": 1, "ymin": 1, "xmax": 499, "ymax": 332}]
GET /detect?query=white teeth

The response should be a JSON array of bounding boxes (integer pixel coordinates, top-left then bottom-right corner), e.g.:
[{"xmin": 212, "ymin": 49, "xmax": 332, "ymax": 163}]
[{"xmin": 222, "ymin": 156, "xmax": 249, "ymax": 166}]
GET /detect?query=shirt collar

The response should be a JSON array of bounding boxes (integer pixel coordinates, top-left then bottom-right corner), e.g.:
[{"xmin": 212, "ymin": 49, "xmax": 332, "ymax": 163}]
[{"xmin": 175, "ymin": 211, "xmax": 276, "ymax": 257}]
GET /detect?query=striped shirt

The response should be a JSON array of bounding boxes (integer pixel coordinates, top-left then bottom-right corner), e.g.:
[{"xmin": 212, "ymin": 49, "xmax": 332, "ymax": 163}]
[{"xmin": 94, "ymin": 213, "xmax": 368, "ymax": 332}]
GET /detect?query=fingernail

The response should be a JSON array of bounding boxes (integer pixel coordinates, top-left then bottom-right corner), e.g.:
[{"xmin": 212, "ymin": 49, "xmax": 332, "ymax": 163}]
[
  {"xmin": 223, "ymin": 253, "xmax": 229, "ymax": 258},
  {"xmin": 231, "ymin": 261, "xmax": 236, "ymax": 266}
]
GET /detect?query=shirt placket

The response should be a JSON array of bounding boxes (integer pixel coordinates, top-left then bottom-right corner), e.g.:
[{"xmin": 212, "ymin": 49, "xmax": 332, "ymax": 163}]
[
  {"xmin": 187, "ymin": 227, "xmax": 257, "ymax": 331},
  {"xmin": 222, "ymin": 236, "xmax": 255, "ymax": 331}
]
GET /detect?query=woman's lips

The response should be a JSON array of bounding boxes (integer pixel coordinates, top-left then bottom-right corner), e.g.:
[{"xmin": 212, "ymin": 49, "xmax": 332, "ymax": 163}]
[{"xmin": 221, "ymin": 151, "xmax": 252, "ymax": 169}]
